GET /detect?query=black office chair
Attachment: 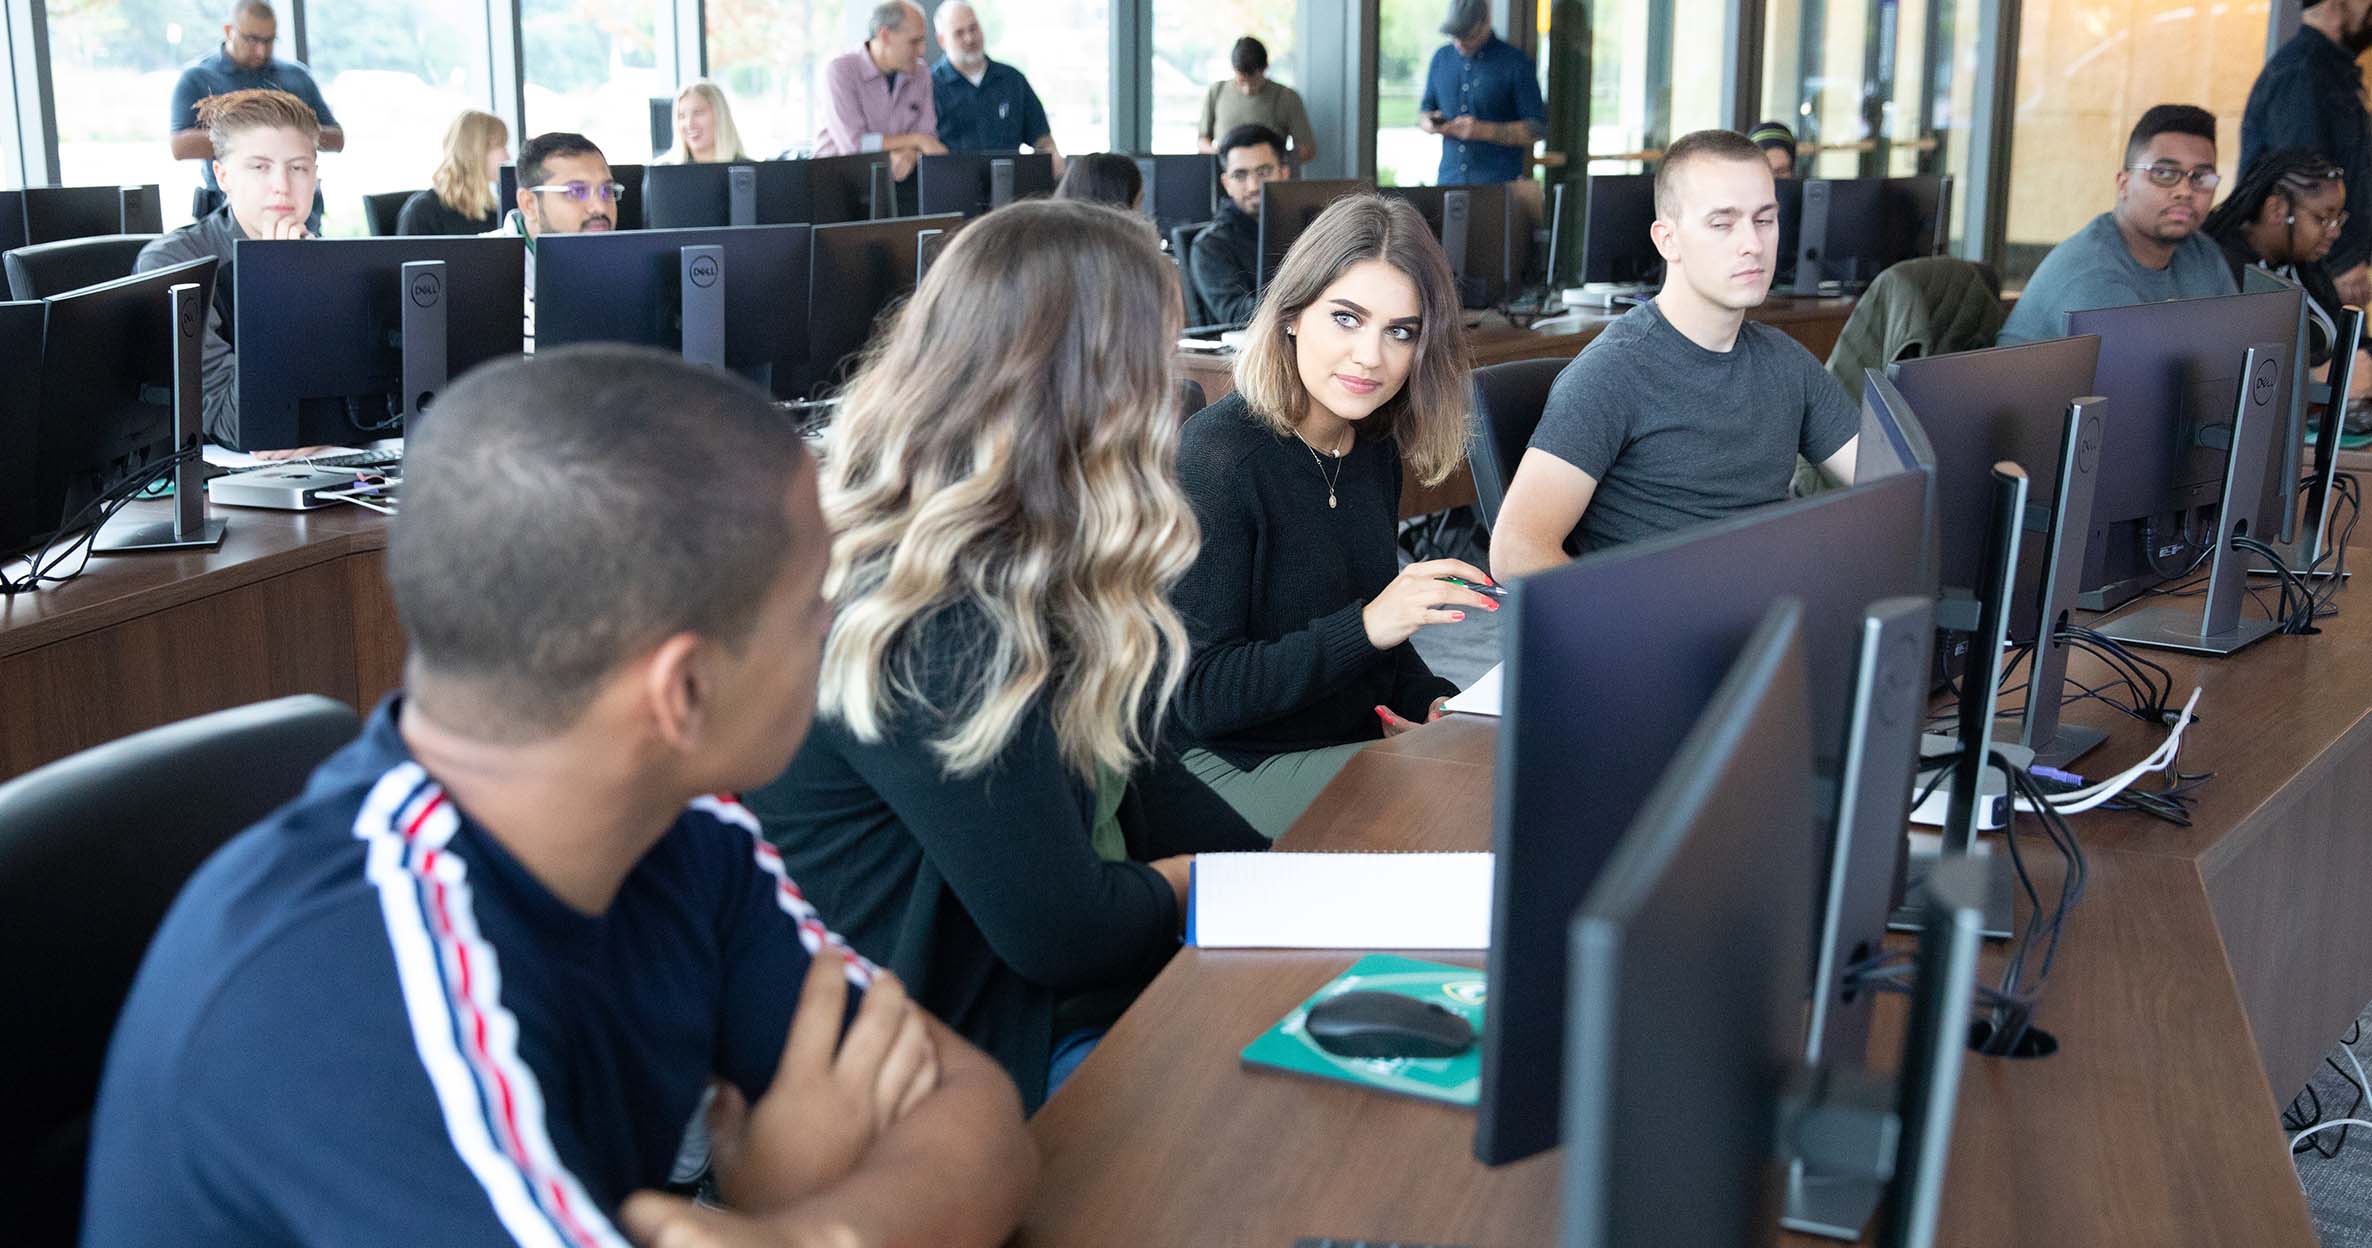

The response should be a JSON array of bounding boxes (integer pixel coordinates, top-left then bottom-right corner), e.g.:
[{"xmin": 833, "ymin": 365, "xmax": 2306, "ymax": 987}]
[
  {"xmin": 362, "ymin": 190, "xmax": 418, "ymax": 237},
  {"xmin": 1172, "ymin": 220, "xmax": 1216, "ymax": 327},
  {"xmin": 0, "ymin": 695, "xmax": 361, "ymax": 1246},
  {"xmin": 1467, "ymin": 358, "xmax": 1569, "ymax": 531},
  {"xmin": 3, "ymin": 233, "xmax": 157, "ymax": 302}
]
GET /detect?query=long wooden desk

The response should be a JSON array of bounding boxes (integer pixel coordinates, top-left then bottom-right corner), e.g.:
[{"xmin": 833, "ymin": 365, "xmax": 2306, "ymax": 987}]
[
  {"xmin": 0, "ymin": 502, "xmax": 402, "ymax": 781},
  {"xmin": 1023, "ymin": 589, "xmax": 2372, "ymax": 1246},
  {"xmin": 1179, "ymin": 296, "xmax": 1859, "ymax": 520}
]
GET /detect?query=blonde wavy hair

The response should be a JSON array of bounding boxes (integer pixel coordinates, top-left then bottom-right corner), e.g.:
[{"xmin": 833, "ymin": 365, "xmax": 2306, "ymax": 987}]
[
  {"xmin": 430, "ymin": 109, "xmax": 508, "ymax": 219},
  {"xmin": 656, "ymin": 81, "xmax": 751, "ymax": 165},
  {"xmin": 819, "ymin": 199, "xmax": 1197, "ymax": 780},
  {"xmin": 1233, "ymin": 193, "xmax": 1472, "ymax": 485}
]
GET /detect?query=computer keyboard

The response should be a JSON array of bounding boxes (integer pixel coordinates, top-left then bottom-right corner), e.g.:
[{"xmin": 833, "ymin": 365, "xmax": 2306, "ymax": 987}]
[
  {"xmin": 295, "ymin": 449, "xmax": 404, "ymax": 471},
  {"xmin": 1294, "ymin": 1239, "xmax": 1476, "ymax": 1248}
]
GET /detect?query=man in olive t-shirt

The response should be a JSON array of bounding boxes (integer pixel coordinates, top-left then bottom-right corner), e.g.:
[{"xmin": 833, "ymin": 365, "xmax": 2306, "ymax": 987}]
[{"xmin": 1491, "ymin": 129, "xmax": 1860, "ymax": 578}]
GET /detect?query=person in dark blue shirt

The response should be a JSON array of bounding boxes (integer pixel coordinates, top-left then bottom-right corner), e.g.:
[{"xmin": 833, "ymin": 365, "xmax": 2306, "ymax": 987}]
[
  {"xmin": 168, "ymin": 0, "xmax": 341, "ymax": 227},
  {"xmin": 1418, "ymin": 0, "xmax": 1546, "ymax": 185},
  {"xmin": 931, "ymin": 1, "xmax": 1061, "ymax": 168},
  {"xmin": 2242, "ymin": 0, "xmax": 2372, "ymax": 306},
  {"xmin": 81, "ymin": 347, "xmax": 1036, "ymax": 1248}
]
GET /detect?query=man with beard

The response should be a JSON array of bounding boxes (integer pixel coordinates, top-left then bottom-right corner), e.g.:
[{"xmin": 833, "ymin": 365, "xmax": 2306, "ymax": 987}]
[
  {"xmin": 486, "ymin": 131, "xmax": 618, "ymax": 345},
  {"xmin": 2244, "ymin": 0, "xmax": 2372, "ymax": 306},
  {"xmin": 931, "ymin": 2, "xmax": 1062, "ymax": 174},
  {"xmin": 1998, "ymin": 106, "xmax": 2238, "ymax": 345}
]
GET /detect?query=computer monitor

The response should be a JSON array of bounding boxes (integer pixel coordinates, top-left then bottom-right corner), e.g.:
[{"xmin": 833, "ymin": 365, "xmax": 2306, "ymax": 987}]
[
  {"xmin": 1480, "ymin": 470, "xmax": 1935, "ymax": 1166},
  {"xmin": 233, "ymin": 237, "xmax": 524, "ymax": 450},
  {"xmin": 1135, "ymin": 154, "xmax": 1217, "ymax": 238},
  {"xmin": 807, "ymin": 153, "xmax": 905, "ymax": 224},
  {"xmin": 23, "ymin": 186, "xmax": 129, "ymax": 245},
  {"xmin": 2066, "ymin": 287, "xmax": 2301, "ymax": 609},
  {"xmin": 917, "ymin": 153, "xmax": 1057, "ymax": 217},
  {"xmin": 1379, "ymin": 182, "xmax": 1511, "ymax": 308},
  {"xmin": 1560, "ymin": 599, "xmax": 1818, "ymax": 1248},
  {"xmin": 0, "ymin": 298, "xmax": 51, "ymax": 554},
  {"xmin": 1883, "ymin": 337, "xmax": 2109, "ymax": 766},
  {"xmin": 1255, "ymin": 178, "xmax": 1372, "ymax": 291},
  {"xmin": 501, "ymin": 163, "xmax": 647, "ymax": 230},
  {"xmin": 11, "ymin": 259, "xmax": 214, "ymax": 553},
  {"xmin": 1576, "ymin": 173, "xmax": 1659, "ymax": 287},
  {"xmin": 802, "ymin": 213, "xmax": 965, "ymax": 398},
  {"xmin": 641, "ymin": 161, "xmax": 807, "ymax": 229},
  {"xmin": 120, "ymin": 185, "xmax": 164, "ymax": 235},
  {"xmin": 1792, "ymin": 175, "xmax": 1950, "ymax": 293},
  {"xmin": 536, "ymin": 224, "xmax": 812, "ymax": 400}
]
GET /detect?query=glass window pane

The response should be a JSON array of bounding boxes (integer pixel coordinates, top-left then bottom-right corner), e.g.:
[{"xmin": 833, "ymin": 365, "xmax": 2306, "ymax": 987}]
[
  {"xmin": 1376, "ymin": 0, "xmax": 1437, "ymax": 186},
  {"xmin": 977, "ymin": 0, "xmax": 1109, "ymax": 157},
  {"xmin": 2002, "ymin": 0, "xmax": 2264, "ymax": 282},
  {"xmin": 1587, "ymin": 0, "xmax": 1727, "ymax": 175},
  {"xmin": 306, "ymin": 0, "xmax": 493, "ymax": 237},
  {"xmin": 1760, "ymin": 0, "xmax": 1979, "ymax": 250},
  {"xmin": 1150, "ymin": 1, "xmax": 1300, "ymax": 155},
  {"xmin": 524, "ymin": 0, "xmax": 665, "ymax": 162},
  {"xmin": 706, "ymin": 0, "xmax": 836, "ymax": 159},
  {"xmin": 47, "ymin": 0, "xmax": 226, "ymax": 228}
]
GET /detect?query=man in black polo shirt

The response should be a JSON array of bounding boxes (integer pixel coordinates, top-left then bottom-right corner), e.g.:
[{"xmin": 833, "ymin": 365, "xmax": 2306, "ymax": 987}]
[
  {"xmin": 931, "ymin": 2, "xmax": 1062, "ymax": 173},
  {"xmin": 2244, "ymin": 0, "xmax": 2372, "ymax": 305},
  {"xmin": 1189, "ymin": 123, "xmax": 1290, "ymax": 327},
  {"xmin": 168, "ymin": 0, "xmax": 342, "ymax": 227}
]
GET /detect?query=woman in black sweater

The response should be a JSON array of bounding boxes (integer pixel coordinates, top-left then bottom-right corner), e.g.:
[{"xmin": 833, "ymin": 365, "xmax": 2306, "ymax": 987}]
[
  {"xmin": 1173, "ymin": 193, "xmax": 1494, "ymax": 838},
  {"xmin": 396, "ymin": 109, "xmax": 506, "ymax": 236},
  {"xmin": 744, "ymin": 200, "xmax": 1262, "ymax": 1113}
]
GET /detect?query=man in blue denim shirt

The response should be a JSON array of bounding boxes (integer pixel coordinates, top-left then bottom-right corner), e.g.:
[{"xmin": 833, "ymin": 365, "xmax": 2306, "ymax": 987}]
[
  {"xmin": 2242, "ymin": 0, "xmax": 2372, "ymax": 304},
  {"xmin": 1419, "ymin": 0, "xmax": 1546, "ymax": 186}
]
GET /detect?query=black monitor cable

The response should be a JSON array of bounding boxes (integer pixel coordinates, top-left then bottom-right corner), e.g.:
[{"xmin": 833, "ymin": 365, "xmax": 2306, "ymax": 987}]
[{"xmin": 1, "ymin": 449, "xmax": 196, "ymax": 596}]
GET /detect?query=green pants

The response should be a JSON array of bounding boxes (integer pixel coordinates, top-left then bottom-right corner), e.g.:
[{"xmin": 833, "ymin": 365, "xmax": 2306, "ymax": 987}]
[{"xmin": 1182, "ymin": 741, "xmax": 1374, "ymax": 841}]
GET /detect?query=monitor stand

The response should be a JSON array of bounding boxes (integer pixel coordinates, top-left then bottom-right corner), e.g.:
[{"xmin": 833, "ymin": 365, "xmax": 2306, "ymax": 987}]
[
  {"xmin": 2250, "ymin": 317, "xmax": 2360, "ymax": 585},
  {"xmin": 2096, "ymin": 344, "xmax": 2285, "ymax": 657},
  {"xmin": 2019, "ymin": 397, "xmax": 2110, "ymax": 770},
  {"xmin": 99, "ymin": 280, "xmax": 227, "ymax": 554}
]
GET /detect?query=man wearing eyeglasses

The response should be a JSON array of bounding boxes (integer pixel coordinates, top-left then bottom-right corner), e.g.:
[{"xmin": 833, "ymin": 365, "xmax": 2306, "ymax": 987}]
[
  {"xmin": 168, "ymin": 0, "xmax": 343, "ymax": 228},
  {"xmin": 1999, "ymin": 104, "xmax": 2239, "ymax": 345},
  {"xmin": 488, "ymin": 132, "xmax": 619, "ymax": 346},
  {"xmin": 1189, "ymin": 123, "xmax": 1292, "ymax": 328}
]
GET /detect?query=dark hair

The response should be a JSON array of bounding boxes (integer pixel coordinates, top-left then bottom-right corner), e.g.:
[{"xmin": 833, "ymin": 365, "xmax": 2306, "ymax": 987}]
[
  {"xmin": 2124, "ymin": 104, "xmax": 2217, "ymax": 165},
  {"xmin": 2205, "ymin": 147, "xmax": 2346, "ymax": 248},
  {"xmin": 388, "ymin": 346, "xmax": 809, "ymax": 739},
  {"xmin": 1748, "ymin": 120, "xmax": 1796, "ymax": 153},
  {"xmin": 1055, "ymin": 152, "xmax": 1145, "ymax": 209},
  {"xmin": 1231, "ymin": 36, "xmax": 1268, "ymax": 76},
  {"xmin": 1653, "ymin": 128, "xmax": 1768, "ymax": 219},
  {"xmin": 1217, "ymin": 122, "xmax": 1287, "ymax": 166},
  {"xmin": 519, "ymin": 131, "xmax": 605, "ymax": 192}
]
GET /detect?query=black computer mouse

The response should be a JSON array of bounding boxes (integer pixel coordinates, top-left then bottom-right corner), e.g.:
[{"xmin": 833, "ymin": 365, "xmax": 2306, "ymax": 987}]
[{"xmin": 1302, "ymin": 990, "xmax": 1476, "ymax": 1061}]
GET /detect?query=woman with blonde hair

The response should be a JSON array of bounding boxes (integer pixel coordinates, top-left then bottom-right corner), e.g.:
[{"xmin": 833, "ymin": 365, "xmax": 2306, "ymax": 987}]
[
  {"xmin": 397, "ymin": 109, "xmax": 507, "ymax": 235},
  {"xmin": 1171, "ymin": 192, "xmax": 1489, "ymax": 838},
  {"xmin": 655, "ymin": 80, "xmax": 750, "ymax": 164},
  {"xmin": 745, "ymin": 198, "xmax": 1262, "ymax": 1112}
]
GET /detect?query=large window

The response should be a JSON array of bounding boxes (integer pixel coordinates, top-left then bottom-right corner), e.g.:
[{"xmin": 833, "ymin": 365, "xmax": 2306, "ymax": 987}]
[
  {"xmin": 523, "ymin": 0, "xmax": 665, "ymax": 162},
  {"xmin": 46, "ymin": 0, "xmax": 221, "ymax": 227},
  {"xmin": 1586, "ymin": 0, "xmax": 1726, "ymax": 174},
  {"xmin": 2000, "ymin": 0, "xmax": 2264, "ymax": 281},
  {"xmin": 1149, "ymin": 0, "xmax": 1297, "ymax": 154},
  {"xmin": 307, "ymin": 0, "xmax": 492, "ymax": 236},
  {"xmin": 1376, "ymin": 0, "xmax": 1438, "ymax": 186},
  {"xmin": 705, "ymin": 0, "xmax": 835, "ymax": 159},
  {"xmin": 1762, "ymin": 0, "xmax": 1980, "ymax": 248},
  {"xmin": 978, "ymin": 0, "xmax": 1108, "ymax": 157}
]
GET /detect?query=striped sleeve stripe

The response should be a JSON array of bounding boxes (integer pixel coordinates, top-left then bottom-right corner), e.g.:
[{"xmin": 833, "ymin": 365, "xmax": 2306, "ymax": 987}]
[
  {"xmin": 354, "ymin": 762, "xmax": 628, "ymax": 1248},
  {"xmin": 692, "ymin": 793, "xmax": 878, "ymax": 988}
]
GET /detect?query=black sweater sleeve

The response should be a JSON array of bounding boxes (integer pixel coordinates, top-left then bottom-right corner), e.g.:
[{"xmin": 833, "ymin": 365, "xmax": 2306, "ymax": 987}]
[
  {"xmin": 832, "ymin": 670, "xmax": 1182, "ymax": 992},
  {"xmin": 1389, "ymin": 643, "xmax": 1460, "ymax": 721},
  {"xmin": 1171, "ymin": 424, "xmax": 1389, "ymax": 742}
]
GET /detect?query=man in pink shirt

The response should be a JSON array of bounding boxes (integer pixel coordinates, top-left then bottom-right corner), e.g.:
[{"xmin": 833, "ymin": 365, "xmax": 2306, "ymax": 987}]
[{"xmin": 816, "ymin": 0, "xmax": 945, "ymax": 180}]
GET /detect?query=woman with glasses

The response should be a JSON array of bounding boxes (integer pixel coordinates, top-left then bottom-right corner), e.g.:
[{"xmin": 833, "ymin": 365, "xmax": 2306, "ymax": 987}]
[
  {"xmin": 2000, "ymin": 104, "xmax": 2239, "ymax": 344},
  {"xmin": 2206, "ymin": 149, "xmax": 2370, "ymax": 408}
]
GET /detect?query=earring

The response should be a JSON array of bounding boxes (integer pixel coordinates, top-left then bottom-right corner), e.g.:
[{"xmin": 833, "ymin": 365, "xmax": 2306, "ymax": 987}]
[{"xmin": 1285, "ymin": 326, "xmax": 1296, "ymax": 337}]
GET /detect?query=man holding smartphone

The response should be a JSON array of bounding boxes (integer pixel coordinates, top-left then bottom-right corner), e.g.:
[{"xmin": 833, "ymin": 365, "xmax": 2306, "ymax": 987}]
[{"xmin": 1418, "ymin": 0, "xmax": 1546, "ymax": 186}]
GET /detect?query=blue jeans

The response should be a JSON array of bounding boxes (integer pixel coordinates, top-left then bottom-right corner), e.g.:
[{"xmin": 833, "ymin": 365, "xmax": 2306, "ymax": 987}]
[{"xmin": 1044, "ymin": 1027, "xmax": 1106, "ymax": 1102}]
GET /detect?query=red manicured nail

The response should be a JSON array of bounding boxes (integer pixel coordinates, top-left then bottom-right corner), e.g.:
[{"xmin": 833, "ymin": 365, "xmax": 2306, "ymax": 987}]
[{"xmin": 1449, "ymin": 611, "xmax": 1466, "ymax": 621}]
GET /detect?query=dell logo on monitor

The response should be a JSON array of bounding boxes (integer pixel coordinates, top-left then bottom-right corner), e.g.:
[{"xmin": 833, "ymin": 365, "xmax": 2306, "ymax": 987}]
[
  {"xmin": 409, "ymin": 271, "xmax": 443, "ymax": 308},
  {"xmin": 689, "ymin": 255, "xmax": 720, "ymax": 288}
]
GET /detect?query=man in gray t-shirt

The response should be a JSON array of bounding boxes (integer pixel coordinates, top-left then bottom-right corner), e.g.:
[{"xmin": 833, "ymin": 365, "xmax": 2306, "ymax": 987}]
[
  {"xmin": 1491, "ymin": 129, "xmax": 1860, "ymax": 579},
  {"xmin": 1999, "ymin": 103, "xmax": 2239, "ymax": 345}
]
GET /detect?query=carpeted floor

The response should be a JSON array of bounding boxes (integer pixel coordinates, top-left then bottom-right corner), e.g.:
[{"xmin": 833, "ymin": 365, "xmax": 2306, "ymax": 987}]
[{"xmin": 2292, "ymin": 1007, "xmax": 2372, "ymax": 1246}]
